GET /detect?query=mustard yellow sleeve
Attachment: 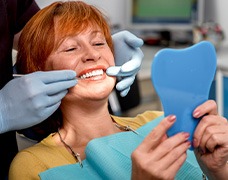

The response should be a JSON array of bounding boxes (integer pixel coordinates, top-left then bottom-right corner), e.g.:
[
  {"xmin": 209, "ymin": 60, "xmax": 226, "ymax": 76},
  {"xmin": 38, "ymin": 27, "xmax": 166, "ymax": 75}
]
[
  {"xmin": 113, "ymin": 110, "xmax": 164, "ymax": 129},
  {"xmin": 9, "ymin": 150, "xmax": 47, "ymax": 180}
]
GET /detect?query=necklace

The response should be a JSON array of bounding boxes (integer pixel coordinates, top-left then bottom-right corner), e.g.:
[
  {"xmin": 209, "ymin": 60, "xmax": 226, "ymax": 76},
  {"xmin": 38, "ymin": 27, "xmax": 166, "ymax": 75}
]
[
  {"xmin": 113, "ymin": 122, "xmax": 139, "ymax": 135},
  {"xmin": 57, "ymin": 129, "xmax": 83, "ymax": 168},
  {"xmin": 57, "ymin": 123, "xmax": 138, "ymax": 168}
]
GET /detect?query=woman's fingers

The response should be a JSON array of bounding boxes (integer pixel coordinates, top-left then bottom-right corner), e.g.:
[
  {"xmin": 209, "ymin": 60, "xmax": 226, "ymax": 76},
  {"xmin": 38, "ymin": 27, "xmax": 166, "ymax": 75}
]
[
  {"xmin": 152, "ymin": 132, "xmax": 190, "ymax": 161},
  {"xmin": 193, "ymin": 100, "xmax": 222, "ymax": 149},
  {"xmin": 193, "ymin": 114, "xmax": 227, "ymax": 150},
  {"xmin": 137, "ymin": 115, "xmax": 176, "ymax": 152},
  {"xmin": 193, "ymin": 100, "xmax": 217, "ymax": 118},
  {"xmin": 131, "ymin": 115, "xmax": 191, "ymax": 180},
  {"xmin": 161, "ymin": 149, "xmax": 188, "ymax": 178},
  {"xmin": 206, "ymin": 132, "xmax": 228, "ymax": 153},
  {"xmin": 132, "ymin": 130, "xmax": 190, "ymax": 180}
]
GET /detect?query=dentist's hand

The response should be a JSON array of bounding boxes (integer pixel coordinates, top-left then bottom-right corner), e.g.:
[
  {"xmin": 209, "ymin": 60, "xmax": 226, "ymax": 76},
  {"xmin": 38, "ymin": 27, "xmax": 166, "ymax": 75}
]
[
  {"xmin": 107, "ymin": 30, "xmax": 144, "ymax": 97},
  {"xmin": 0, "ymin": 70, "xmax": 77, "ymax": 133}
]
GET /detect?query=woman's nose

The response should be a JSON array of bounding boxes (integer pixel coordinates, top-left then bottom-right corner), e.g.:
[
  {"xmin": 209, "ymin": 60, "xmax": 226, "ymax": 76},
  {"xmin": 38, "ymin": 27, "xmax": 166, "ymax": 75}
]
[{"xmin": 82, "ymin": 45, "xmax": 101, "ymax": 62}]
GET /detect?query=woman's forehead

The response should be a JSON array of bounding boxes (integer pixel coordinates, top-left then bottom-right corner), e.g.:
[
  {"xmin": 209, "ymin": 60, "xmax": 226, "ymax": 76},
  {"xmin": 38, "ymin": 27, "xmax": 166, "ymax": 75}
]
[
  {"xmin": 53, "ymin": 23, "xmax": 103, "ymax": 47},
  {"xmin": 55, "ymin": 18, "xmax": 102, "ymax": 35}
]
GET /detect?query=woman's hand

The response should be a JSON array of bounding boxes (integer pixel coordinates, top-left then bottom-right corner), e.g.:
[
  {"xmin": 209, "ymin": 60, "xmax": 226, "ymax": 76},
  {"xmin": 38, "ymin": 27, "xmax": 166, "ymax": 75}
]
[
  {"xmin": 193, "ymin": 100, "xmax": 228, "ymax": 180},
  {"xmin": 131, "ymin": 115, "xmax": 191, "ymax": 180}
]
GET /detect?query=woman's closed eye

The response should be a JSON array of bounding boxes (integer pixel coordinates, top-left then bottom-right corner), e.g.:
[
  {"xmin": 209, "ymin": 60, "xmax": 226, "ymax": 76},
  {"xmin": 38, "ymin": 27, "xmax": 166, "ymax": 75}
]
[
  {"xmin": 94, "ymin": 42, "xmax": 105, "ymax": 46},
  {"xmin": 65, "ymin": 47, "xmax": 77, "ymax": 52}
]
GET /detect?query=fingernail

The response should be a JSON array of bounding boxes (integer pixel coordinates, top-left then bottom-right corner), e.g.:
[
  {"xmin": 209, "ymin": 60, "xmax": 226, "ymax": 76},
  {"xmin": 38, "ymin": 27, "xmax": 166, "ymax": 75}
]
[
  {"xmin": 186, "ymin": 141, "xmax": 191, "ymax": 148},
  {"xmin": 168, "ymin": 115, "xmax": 176, "ymax": 122},
  {"xmin": 182, "ymin": 132, "xmax": 190, "ymax": 140},
  {"xmin": 193, "ymin": 138, "xmax": 198, "ymax": 148},
  {"xmin": 193, "ymin": 110, "xmax": 200, "ymax": 118}
]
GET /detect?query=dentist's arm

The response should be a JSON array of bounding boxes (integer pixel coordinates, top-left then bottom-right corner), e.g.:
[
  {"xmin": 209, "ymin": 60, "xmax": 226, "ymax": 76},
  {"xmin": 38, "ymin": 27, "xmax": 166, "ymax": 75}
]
[
  {"xmin": 0, "ymin": 70, "xmax": 77, "ymax": 133},
  {"xmin": 107, "ymin": 30, "xmax": 144, "ymax": 97}
]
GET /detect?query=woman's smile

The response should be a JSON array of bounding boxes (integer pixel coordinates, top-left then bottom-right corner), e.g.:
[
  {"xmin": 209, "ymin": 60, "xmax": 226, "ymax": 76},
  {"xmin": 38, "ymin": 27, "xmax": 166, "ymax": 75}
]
[{"xmin": 79, "ymin": 69, "xmax": 104, "ymax": 79}]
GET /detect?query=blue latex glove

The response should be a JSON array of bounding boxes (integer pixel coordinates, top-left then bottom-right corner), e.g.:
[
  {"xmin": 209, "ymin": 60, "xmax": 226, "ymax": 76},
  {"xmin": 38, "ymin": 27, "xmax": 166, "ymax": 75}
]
[
  {"xmin": 106, "ymin": 30, "xmax": 144, "ymax": 97},
  {"xmin": 0, "ymin": 70, "xmax": 77, "ymax": 133}
]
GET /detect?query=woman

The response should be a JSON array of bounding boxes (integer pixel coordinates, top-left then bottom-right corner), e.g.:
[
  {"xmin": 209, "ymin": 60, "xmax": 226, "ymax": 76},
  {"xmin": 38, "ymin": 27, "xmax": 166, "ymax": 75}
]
[{"xmin": 9, "ymin": 1, "xmax": 228, "ymax": 180}]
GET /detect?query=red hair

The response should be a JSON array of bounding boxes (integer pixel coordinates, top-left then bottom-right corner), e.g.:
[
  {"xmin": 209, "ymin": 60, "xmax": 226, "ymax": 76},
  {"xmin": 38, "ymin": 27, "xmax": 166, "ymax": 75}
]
[{"xmin": 16, "ymin": 1, "xmax": 113, "ymax": 74}]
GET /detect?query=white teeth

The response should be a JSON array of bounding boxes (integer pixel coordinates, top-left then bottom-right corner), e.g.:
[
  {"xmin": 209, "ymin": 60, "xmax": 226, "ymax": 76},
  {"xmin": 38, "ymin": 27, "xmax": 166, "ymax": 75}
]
[{"xmin": 80, "ymin": 69, "xmax": 104, "ymax": 79}]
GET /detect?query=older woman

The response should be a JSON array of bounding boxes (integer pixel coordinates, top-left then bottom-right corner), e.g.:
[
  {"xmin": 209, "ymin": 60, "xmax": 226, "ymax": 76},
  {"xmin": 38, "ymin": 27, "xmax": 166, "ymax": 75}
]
[{"xmin": 9, "ymin": 1, "xmax": 228, "ymax": 180}]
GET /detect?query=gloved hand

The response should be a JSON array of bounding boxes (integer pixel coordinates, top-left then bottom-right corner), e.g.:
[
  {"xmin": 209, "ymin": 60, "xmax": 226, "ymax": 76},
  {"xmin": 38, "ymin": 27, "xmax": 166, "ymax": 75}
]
[
  {"xmin": 0, "ymin": 70, "xmax": 77, "ymax": 133},
  {"xmin": 106, "ymin": 30, "xmax": 144, "ymax": 97}
]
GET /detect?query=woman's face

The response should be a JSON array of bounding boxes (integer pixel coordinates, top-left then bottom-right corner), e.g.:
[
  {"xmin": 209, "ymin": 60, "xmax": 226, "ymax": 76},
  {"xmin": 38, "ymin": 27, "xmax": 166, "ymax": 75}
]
[{"xmin": 45, "ymin": 26, "xmax": 116, "ymax": 101}]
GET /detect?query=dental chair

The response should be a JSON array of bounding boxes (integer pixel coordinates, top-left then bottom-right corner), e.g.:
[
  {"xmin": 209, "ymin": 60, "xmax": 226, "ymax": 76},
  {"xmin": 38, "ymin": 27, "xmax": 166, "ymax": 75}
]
[{"xmin": 108, "ymin": 76, "xmax": 141, "ymax": 116}]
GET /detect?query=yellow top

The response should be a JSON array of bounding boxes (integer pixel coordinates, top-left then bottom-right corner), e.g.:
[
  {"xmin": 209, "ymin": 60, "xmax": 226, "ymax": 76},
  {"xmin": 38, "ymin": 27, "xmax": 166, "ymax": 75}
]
[{"xmin": 9, "ymin": 111, "xmax": 163, "ymax": 180}]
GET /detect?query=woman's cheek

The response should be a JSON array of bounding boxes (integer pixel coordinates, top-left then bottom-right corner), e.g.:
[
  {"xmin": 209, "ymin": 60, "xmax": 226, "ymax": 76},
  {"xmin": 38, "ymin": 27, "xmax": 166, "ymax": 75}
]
[
  {"xmin": 53, "ymin": 60, "xmax": 76, "ymax": 70},
  {"xmin": 110, "ymin": 54, "xmax": 115, "ymax": 66}
]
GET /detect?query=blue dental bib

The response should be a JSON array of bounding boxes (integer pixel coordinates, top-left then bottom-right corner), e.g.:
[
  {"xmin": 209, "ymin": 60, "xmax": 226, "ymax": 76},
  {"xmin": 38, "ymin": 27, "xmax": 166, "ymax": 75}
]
[{"xmin": 39, "ymin": 116, "xmax": 202, "ymax": 180}]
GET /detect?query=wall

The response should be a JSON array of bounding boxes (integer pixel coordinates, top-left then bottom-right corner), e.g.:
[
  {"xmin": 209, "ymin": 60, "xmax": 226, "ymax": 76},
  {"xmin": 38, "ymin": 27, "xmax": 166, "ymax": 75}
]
[
  {"xmin": 35, "ymin": 0, "xmax": 126, "ymax": 29},
  {"xmin": 35, "ymin": 0, "xmax": 228, "ymax": 45}
]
